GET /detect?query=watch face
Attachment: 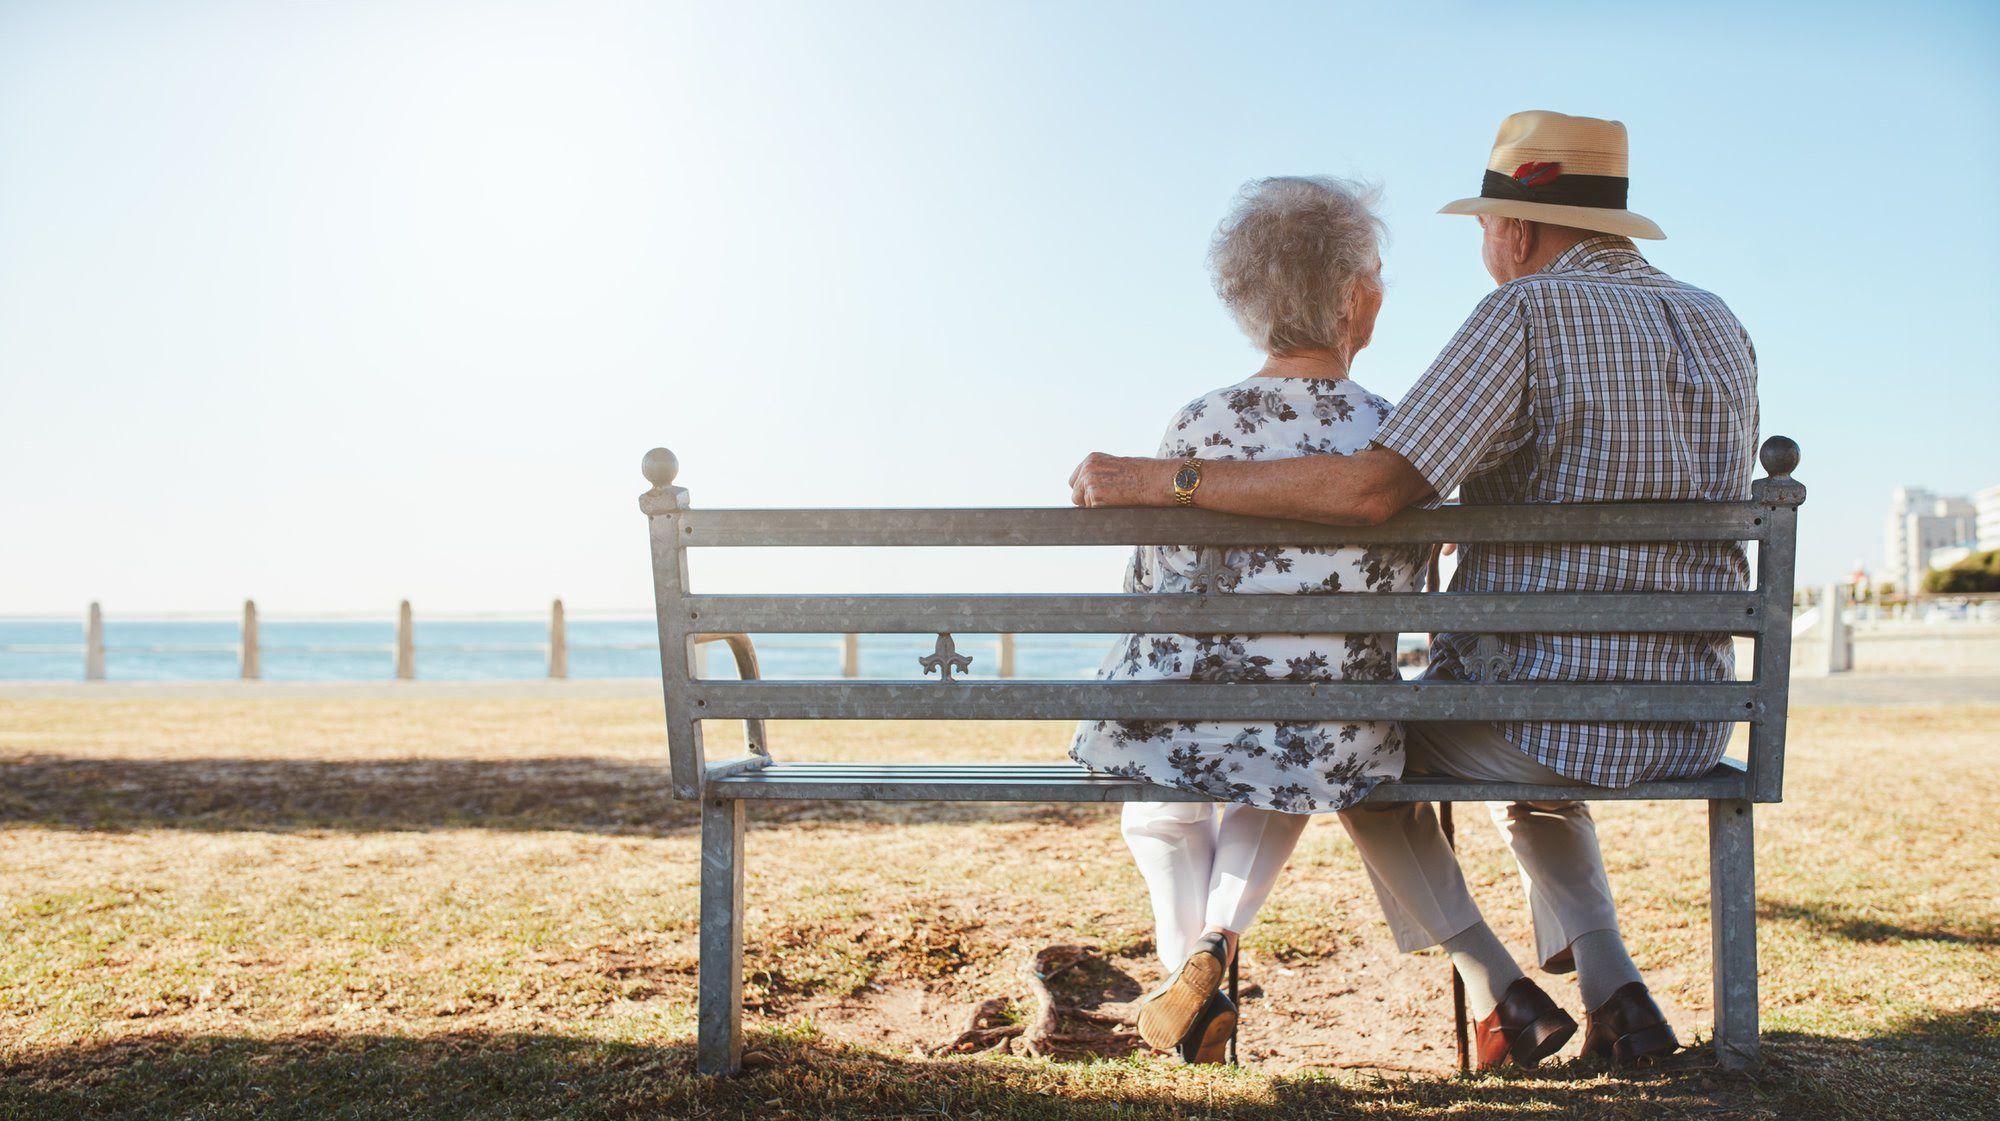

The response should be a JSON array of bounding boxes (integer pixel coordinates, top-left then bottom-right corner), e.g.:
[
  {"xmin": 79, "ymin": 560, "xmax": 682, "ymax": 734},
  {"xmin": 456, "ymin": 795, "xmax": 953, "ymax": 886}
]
[{"xmin": 1174, "ymin": 466, "xmax": 1199, "ymax": 490}]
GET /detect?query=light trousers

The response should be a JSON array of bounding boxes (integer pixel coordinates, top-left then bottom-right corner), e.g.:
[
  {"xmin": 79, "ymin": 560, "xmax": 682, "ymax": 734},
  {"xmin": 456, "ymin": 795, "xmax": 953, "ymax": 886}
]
[
  {"xmin": 1121, "ymin": 800, "xmax": 1310, "ymax": 972},
  {"xmin": 1337, "ymin": 721, "xmax": 1621, "ymax": 969}
]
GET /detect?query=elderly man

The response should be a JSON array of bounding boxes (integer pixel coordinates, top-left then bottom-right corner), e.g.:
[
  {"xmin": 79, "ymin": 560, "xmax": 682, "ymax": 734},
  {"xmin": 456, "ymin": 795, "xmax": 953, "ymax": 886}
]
[{"xmin": 1069, "ymin": 110, "xmax": 1758, "ymax": 1068}]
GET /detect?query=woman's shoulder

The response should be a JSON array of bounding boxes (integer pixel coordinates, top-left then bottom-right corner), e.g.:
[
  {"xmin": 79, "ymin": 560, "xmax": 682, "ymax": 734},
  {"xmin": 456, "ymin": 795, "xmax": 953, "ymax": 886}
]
[
  {"xmin": 1159, "ymin": 376, "xmax": 1399, "ymax": 459},
  {"xmin": 1169, "ymin": 376, "xmax": 1271, "ymax": 414},
  {"xmin": 1220, "ymin": 375, "xmax": 1396, "ymax": 410},
  {"xmin": 1159, "ymin": 378, "xmax": 1252, "ymax": 458},
  {"xmin": 1329, "ymin": 377, "xmax": 1397, "ymax": 425},
  {"xmin": 1270, "ymin": 376, "xmax": 1398, "ymax": 445}
]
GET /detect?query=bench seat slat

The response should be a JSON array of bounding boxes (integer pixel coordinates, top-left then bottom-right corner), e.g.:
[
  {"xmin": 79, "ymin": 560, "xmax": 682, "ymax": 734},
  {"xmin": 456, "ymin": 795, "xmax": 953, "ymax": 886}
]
[
  {"xmin": 709, "ymin": 759, "xmax": 1750, "ymax": 803},
  {"xmin": 686, "ymin": 592, "xmax": 1765, "ymax": 635},
  {"xmin": 747, "ymin": 764, "xmax": 1084, "ymax": 771},
  {"xmin": 677, "ymin": 503, "xmax": 1771, "ymax": 547},
  {"xmin": 688, "ymin": 680, "xmax": 1767, "ymax": 722}
]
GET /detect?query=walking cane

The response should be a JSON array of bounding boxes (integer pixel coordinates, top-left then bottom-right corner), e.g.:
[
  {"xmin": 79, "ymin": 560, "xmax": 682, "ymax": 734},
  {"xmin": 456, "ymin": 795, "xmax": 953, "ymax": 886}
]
[
  {"xmin": 1444, "ymin": 802, "xmax": 1468, "ymax": 1071},
  {"xmin": 1426, "ymin": 545, "xmax": 1472, "ymax": 1073},
  {"xmin": 1227, "ymin": 951, "xmax": 1239, "ymax": 1066}
]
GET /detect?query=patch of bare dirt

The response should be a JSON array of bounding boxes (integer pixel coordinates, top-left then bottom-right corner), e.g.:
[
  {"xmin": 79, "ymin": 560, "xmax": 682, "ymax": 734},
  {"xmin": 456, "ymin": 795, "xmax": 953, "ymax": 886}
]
[
  {"xmin": 786, "ymin": 939, "xmax": 1704, "ymax": 1075},
  {"xmin": 757, "ymin": 893, "xmax": 1656, "ymax": 1076},
  {"xmin": 782, "ymin": 942, "xmax": 1463, "ymax": 1072}
]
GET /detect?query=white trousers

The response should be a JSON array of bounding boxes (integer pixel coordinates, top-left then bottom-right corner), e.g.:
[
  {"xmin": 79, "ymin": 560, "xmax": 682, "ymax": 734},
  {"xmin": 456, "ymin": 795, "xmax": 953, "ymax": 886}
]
[
  {"xmin": 1337, "ymin": 721, "xmax": 1621, "ymax": 969},
  {"xmin": 1121, "ymin": 800, "xmax": 1310, "ymax": 972}
]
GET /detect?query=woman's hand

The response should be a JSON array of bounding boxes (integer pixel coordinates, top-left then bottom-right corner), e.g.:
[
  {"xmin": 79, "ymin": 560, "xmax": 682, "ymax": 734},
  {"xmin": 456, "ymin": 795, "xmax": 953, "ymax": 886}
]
[{"xmin": 1070, "ymin": 453, "xmax": 1175, "ymax": 507}]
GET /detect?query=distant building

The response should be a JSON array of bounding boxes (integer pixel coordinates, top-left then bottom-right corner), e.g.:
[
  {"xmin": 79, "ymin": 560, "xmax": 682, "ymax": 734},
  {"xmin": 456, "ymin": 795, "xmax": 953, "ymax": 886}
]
[
  {"xmin": 1885, "ymin": 486, "xmax": 1978, "ymax": 593},
  {"xmin": 1977, "ymin": 484, "xmax": 2000, "ymax": 552}
]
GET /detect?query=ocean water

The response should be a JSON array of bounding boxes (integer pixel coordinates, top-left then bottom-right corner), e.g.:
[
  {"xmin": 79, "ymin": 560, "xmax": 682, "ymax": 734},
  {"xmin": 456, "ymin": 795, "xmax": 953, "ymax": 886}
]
[
  {"xmin": 0, "ymin": 618, "xmax": 1116, "ymax": 682},
  {"xmin": 0, "ymin": 618, "xmax": 1428, "ymax": 683}
]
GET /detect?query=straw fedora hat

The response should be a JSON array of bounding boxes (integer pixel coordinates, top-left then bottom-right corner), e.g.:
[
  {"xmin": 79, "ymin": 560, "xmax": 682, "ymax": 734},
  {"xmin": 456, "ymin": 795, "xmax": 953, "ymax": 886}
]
[{"xmin": 1439, "ymin": 110, "xmax": 1665, "ymax": 240}]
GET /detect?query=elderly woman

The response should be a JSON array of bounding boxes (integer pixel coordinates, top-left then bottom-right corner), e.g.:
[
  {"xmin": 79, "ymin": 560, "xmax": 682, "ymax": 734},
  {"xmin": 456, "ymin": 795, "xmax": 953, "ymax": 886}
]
[{"xmin": 1068, "ymin": 176, "xmax": 1422, "ymax": 1063}]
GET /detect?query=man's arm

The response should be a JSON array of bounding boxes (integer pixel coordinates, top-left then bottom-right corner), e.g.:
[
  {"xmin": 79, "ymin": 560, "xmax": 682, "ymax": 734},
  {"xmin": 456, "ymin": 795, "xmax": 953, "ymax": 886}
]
[
  {"xmin": 1071, "ymin": 278, "xmax": 1531, "ymax": 524},
  {"xmin": 1068, "ymin": 446, "xmax": 1433, "ymax": 526}
]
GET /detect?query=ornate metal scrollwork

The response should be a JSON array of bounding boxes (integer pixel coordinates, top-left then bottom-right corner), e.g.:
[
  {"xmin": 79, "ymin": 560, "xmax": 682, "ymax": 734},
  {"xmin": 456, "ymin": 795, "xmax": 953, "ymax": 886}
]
[
  {"xmin": 1470, "ymin": 634, "xmax": 1514, "ymax": 682},
  {"xmin": 1195, "ymin": 547, "xmax": 1238, "ymax": 594},
  {"xmin": 919, "ymin": 632, "xmax": 974, "ymax": 683}
]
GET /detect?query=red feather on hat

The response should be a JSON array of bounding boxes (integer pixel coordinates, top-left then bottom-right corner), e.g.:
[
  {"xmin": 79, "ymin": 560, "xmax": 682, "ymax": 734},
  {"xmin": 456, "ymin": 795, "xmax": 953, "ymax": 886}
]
[{"xmin": 1512, "ymin": 161, "xmax": 1561, "ymax": 188}]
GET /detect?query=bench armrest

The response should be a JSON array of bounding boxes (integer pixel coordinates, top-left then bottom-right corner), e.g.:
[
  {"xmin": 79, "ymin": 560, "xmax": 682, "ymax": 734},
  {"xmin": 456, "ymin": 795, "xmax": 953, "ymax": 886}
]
[{"xmin": 693, "ymin": 633, "xmax": 772, "ymax": 776}]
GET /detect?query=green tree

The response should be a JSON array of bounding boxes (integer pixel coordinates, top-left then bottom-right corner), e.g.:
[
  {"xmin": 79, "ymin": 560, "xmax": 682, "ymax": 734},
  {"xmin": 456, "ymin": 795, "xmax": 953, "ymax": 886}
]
[{"xmin": 1922, "ymin": 549, "xmax": 2000, "ymax": 594}]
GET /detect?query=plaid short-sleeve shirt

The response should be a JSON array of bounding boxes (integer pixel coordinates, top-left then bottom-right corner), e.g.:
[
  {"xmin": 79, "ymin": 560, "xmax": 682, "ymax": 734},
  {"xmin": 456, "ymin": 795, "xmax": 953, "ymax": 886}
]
[{"xmin": 1373, "ymin": 236, "xmax": 1759, "ymax": 787}]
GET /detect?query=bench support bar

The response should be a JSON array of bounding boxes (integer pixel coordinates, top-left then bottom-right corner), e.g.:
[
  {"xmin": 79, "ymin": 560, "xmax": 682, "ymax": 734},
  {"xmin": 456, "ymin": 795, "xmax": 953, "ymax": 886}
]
[
  {"xmin": 698, "ymin": 795, "xmax": 746, "ymax": 1075},
  {"xmin": 1708, "ymin": 798, "xmax": 1757, "ymax": 1067}
]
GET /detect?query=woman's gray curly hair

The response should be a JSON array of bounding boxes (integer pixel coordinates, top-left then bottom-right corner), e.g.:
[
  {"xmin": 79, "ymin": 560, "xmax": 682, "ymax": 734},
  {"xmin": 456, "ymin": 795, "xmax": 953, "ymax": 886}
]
[{"xmin": 1209, "ymin": 176, "xmax": 1384, "ymax": 356}]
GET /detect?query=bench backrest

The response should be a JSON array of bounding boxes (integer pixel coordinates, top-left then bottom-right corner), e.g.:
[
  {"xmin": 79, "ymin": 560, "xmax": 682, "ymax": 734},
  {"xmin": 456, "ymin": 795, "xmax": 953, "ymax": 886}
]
[{"xmin": 641, "ymin": 438, "xmax": 1806, "ymax": 805}]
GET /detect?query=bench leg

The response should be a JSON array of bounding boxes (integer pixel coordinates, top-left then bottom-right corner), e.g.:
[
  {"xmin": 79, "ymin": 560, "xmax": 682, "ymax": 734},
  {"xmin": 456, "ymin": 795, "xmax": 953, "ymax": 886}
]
[
  {"xmin": 1708, "ymin": 798, "xmax": 1758, "ymax": 1068},
  {"xmin": 698, "ymin": 794, "xmax": 746, "ymax": 1075}
]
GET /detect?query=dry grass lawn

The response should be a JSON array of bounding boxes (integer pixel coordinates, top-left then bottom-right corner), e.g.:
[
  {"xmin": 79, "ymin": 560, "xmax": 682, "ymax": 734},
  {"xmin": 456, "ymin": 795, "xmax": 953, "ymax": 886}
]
[{"xmin": 1, "ymin": 695, "xmax": 1995, "ymax": 1119}]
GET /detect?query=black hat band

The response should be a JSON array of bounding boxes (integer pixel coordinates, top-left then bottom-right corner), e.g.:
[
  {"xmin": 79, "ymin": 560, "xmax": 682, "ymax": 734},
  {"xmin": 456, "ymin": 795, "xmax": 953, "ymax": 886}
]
[{"xmin": 1481, "ymin": 168, "xmax": 1628, "ymax": 210}]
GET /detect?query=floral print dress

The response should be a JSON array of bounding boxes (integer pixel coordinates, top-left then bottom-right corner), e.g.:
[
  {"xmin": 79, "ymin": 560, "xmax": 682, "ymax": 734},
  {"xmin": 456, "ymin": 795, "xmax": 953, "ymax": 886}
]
[{"xmin": 1067, "ymin": 376, "xmax": 1424, "ymax": 813}]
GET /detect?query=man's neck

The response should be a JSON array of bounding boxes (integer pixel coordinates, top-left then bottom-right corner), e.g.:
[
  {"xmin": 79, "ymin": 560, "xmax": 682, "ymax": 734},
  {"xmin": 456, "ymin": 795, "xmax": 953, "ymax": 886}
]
[{"xmin": 1513, "ymin": 225, "xmax": 1604, "ymax": 279}]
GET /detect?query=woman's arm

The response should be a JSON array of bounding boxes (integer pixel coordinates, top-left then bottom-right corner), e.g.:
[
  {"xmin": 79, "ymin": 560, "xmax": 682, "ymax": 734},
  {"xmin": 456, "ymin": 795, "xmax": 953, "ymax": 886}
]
[{"xmin": 1068, "ymin": 446, "xmax": 1433, "ymax": 526}]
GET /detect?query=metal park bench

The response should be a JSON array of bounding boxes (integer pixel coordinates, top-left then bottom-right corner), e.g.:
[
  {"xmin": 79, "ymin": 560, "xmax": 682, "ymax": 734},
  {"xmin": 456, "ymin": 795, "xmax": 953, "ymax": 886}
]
[{"xmin": 640, "ymin": 437, "xmax": 1807, "ymax": 1076}]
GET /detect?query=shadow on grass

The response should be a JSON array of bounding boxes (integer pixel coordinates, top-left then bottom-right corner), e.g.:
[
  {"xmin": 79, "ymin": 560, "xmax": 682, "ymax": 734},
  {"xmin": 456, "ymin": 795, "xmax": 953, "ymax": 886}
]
[
  {"xmin": 1758, "ymin": 897, "xmax": 2000, "ymax": 947},
  {"xmin": 0, "ymin": 1029, "xmax": 1717, "ymax": 1121},
  {"xmin": 1753, "ymin": 1009, "xmax": 2000, "ymax": 1119},
  {"xmin": 0, "ymin": 755, "xmax": 1112, "ymax": 836},
  {"xmin": 5, "ymin": 1017, "xmax": 1995, "ymax": 1121}
]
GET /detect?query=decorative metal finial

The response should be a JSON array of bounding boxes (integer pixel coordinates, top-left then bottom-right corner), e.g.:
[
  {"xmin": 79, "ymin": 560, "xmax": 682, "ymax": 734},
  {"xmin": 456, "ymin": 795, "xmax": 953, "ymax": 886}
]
[
  {"xmin": 639, "ymin": 447, "xmax": 690, "ymax": 516},
  {"xmin": 642, "ymin": 447, "xmax": 680, "ymax": 488},
  {"xmin": 1470, "ymin": 634, "xmax": 1512, "ymax": 683},
  {"xmin": 1758, "ymin": 435, "xmax": 1799, "ymax": 479},
  {"xmin": 1751, "ymin": 435, "xmax": 1806, "ymax": 509},
  {"xmin": 919, "ymin": 633, "xmax": 974, "ymax": 683}
]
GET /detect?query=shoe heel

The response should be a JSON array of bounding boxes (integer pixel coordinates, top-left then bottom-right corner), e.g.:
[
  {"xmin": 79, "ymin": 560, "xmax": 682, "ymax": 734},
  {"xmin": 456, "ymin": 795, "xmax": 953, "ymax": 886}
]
[
  {"xmin": 1137, "ymin": 952, "xmax": 1225, "ymax": 1050},
  {"xmin": 1181, "ymin": 1002, "xmax": 1237, "ymax": 1065},
  {"xmin": 1510, "ymin": 1011, "xmax": 1577, "ymax": 1067},
  {"xmin": 1612, "ymin": 1022, "xmax": 1678, "ymax": 1063}
]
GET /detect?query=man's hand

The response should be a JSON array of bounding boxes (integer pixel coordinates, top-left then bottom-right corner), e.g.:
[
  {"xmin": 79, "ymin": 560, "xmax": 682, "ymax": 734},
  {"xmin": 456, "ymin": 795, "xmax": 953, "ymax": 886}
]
[{"xmin": 1070, "ymin": 453, "xmax": 1176, "ymax": 508}]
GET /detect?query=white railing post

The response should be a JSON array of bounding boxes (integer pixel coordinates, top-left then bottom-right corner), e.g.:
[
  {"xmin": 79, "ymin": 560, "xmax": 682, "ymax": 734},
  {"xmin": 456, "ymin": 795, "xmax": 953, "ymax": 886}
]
[
  {"xmin": 396, "ymin": 600, "xmax": 415, "ymax": 680},
  {"xmin": 549, "ymin": 598, "xmax": 568, "ymax": 679},
  {"xmin": 999, "ymin": 633, "xmax": 1016, "ymax": 678},
  {"xmin": 241, "ymin": 599, "xmax": 260, "ymax": 680},
  {"xmin": 1824, "ymin": 582, "xmax": 1851, "ymax": 673},
  {"xmin": 842, "ymin": 633, "xmax": 860, "ymax": 677},
  {"xmin": 85, "ymin": 601, "xmax": 104, "ymax": 681}
]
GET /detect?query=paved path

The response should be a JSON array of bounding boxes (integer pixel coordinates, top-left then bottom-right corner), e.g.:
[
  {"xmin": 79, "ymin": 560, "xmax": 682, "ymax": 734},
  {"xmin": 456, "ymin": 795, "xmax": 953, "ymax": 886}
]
[{"xmin": 1786, "ymin": 671, "xmax": 2000, "ymax": 707}]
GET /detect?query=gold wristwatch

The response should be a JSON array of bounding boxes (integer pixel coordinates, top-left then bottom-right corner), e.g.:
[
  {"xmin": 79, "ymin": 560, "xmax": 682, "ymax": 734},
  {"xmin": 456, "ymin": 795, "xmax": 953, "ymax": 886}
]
[{"xmin": 1172, "ymin": 456, "xmax": 1203, "ymax": 507}]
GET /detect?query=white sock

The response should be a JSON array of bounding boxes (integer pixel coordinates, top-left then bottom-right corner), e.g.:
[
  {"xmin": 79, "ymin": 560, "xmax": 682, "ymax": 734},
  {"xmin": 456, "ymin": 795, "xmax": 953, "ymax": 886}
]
[{"xmin": 1441, "ymin": 922, "xmax": 1526, "ymax": 1020}]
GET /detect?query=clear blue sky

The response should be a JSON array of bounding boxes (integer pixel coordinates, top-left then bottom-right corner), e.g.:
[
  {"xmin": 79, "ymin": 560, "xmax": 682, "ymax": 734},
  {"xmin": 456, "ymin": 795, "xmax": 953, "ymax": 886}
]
[{"xmin": 2, "ymin": 0, "xmax": 1995, "ymax": 613}]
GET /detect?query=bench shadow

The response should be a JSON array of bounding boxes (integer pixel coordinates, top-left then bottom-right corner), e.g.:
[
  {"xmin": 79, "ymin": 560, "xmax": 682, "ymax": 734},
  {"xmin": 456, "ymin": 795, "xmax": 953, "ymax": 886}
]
[
  {"xmin": 5, "ymin": 1016, "xmax": 1991, "ymax": 1121},
  {"xmin": 1758, "ymin": 897, "xmax": 2000, "ymax": 947},
  {"xmin": 0, "ymin": 755, "xmax": 1113, "ymax": 836}
]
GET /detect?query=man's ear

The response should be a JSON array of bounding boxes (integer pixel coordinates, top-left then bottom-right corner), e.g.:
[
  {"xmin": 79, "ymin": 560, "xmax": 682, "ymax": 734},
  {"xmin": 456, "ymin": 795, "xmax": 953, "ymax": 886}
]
[{"xmin": 1508, "ymin": 218, "xmax": 1536, "ymax": 266}]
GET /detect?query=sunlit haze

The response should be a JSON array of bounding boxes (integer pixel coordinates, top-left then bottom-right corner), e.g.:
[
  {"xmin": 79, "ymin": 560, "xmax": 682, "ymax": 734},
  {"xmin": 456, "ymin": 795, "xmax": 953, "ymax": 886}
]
[{"xmin": 3, "ymin": 1, "xmax": 1995, "ymax": 614}]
